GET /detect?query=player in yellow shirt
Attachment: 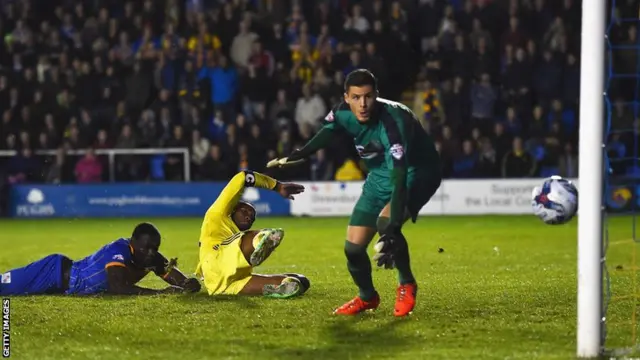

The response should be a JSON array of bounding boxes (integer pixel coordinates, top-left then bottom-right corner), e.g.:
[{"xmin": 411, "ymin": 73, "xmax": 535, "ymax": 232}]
[{"xmin": 195, "ymin": 170, "xmax": 309, "ymax": 298}]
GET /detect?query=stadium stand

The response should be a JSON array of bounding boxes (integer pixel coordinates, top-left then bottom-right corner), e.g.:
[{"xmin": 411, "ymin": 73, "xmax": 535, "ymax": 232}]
[{"xmin": 0, "ymin": 0, "xmax": 610, "ymax": 194}]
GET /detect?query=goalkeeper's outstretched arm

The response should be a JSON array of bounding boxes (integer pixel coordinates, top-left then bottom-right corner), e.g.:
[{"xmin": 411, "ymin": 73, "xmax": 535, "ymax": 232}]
[{"xmin": 287, "ymin": 120, "xmax": 339, "ymax": 162}]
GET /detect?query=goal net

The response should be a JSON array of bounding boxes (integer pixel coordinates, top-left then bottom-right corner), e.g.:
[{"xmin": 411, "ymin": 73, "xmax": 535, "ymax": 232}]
[{"xmin": 586, "ymin": 0, "xmax": 640, "ymax": 357}]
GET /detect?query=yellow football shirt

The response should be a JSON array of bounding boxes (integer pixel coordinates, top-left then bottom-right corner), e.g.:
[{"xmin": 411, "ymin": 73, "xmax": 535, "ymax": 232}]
[{"xmin": 195, "ymin": 171, "xmax": 278, "ymax": 278}]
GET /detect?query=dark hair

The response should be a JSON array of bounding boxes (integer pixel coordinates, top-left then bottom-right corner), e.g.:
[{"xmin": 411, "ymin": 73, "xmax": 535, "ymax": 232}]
[
  {"xmin": 131, "ymin": 222, "xmax": 161, "ymax": 242},
  {"xmin": 237, "ymin": 200, "xmax": 256, "ymax": 213},
  {"xmin": 344, "ymin": 69, "xmax": 377, "ymax": 92}
]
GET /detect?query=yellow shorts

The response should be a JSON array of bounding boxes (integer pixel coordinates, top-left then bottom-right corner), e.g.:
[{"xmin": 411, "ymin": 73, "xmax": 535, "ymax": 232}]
[{"xmin": 197, "ymin": 232, "xmax": 252, "ymax": 295}]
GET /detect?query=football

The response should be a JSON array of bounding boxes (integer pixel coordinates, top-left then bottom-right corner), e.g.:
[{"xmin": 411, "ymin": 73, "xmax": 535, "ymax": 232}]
[{"xmin": 531, "ymin": 175, "xmax": 579, "ymax": 225}]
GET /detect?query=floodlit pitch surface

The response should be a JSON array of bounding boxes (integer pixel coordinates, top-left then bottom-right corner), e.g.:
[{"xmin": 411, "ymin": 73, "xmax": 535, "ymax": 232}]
[{"xmin": 0, "ymin": 216, "xmax": 636, "ymax": 359}]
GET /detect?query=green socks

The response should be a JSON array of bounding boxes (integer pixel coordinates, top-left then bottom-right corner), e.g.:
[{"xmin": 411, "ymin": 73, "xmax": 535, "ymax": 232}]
[
  {"xmin": 344, "ymin": 241, "xmax": 376, "ymax": 301},
  {"xmin": 377, "ymin": 217, "xmax": 415, "ymax": 285},
  {"xmin": 344, "ymin": 218, "xmax": 416, "ymax": 302},
  {"xmin": 393, "ymin": 235, "xmax": 416, "ymax": 285}
]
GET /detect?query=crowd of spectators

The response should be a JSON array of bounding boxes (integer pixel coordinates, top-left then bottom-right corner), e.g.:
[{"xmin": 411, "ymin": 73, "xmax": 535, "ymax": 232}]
[{"xmin": 0, "ymin": 0, "xmax": 638, "ymax": 186}]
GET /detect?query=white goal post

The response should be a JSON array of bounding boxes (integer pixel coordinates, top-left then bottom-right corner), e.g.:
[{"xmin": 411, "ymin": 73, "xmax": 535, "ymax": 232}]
[{"xmin": 577, "ymin": 0, "xmax": 605, "ymax": 357}]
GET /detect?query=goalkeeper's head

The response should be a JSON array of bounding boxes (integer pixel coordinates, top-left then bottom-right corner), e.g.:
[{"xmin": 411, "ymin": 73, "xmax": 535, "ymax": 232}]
[
  {"xmin": 232, "ymin": 200, "xmax": 256, "ymax": 231},
  {"xmin": 344, "ymin": 68, "xmax": 378, "ymax": 123}
]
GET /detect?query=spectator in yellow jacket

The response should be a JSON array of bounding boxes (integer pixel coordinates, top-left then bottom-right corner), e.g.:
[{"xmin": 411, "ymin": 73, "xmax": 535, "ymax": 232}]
[{"xmin": 335, "ymin": 158, "xmax": 364, "ymax": 181}]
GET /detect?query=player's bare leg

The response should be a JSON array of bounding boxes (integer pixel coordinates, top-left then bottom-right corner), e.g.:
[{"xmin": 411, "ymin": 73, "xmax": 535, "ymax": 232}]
[
  {"xmin": 334, "ymin": 225, "xmax": 381, "ymax": 315},
  {"xmin": 238, "ymin": 229, "xmax": 285, "ymax": 267},
  {"xmin": 378, "ymin": 204, "xmax": 417, "ymax": 317},
  {"xmin": 238, "ymin": 230, "xmax": 309, "ymax": 298}
]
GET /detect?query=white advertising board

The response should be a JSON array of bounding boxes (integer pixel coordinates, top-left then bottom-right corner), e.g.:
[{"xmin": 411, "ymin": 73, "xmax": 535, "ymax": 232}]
[
  {"xmin": 290, "ymin": 179, "xmax": 579, "ymax": 216},
  {"xmin": 290, "ymin": 182, "xmax": 363, "ymax": 216}
]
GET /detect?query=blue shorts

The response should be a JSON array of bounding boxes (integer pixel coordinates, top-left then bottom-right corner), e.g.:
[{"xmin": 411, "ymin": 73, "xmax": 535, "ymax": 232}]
[{"xmin": 0, "ymin": 254, "xmax": 67, "ymax": 296}]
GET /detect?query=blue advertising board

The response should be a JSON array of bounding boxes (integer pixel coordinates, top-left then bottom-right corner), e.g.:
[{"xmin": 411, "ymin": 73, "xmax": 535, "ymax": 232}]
[{"xmin": 9, "ymin": 183, "xmax": 290, "ymax": 218}]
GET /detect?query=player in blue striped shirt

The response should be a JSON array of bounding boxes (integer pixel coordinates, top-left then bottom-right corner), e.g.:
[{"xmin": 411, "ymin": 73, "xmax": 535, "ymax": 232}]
[{"xmin": 0, "ymin": 222, "xmax": 201, "ymax": 296}]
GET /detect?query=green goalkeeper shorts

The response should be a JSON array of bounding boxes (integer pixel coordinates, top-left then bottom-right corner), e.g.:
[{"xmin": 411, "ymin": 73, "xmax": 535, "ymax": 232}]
[{"xmin": 348, "ymin": 171, "xmax": 442, "ymax": 228}]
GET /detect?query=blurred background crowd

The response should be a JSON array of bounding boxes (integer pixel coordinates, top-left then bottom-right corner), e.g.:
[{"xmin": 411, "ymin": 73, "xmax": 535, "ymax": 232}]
[{"xmin": 0, "ymin": 0, "xmax": 638, "ymax": 186}]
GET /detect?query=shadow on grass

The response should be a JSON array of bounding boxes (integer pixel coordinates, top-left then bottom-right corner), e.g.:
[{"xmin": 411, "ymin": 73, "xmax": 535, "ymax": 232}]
[
  {"xmin": 11, "ymin": 290, "xmax": 311, "ymax": 309},
  {"xmin": 16, "ymin": 292, "xmax": 259, "ymax": 308},
  {"xmin": 173, "ymin": 292, "xmax": 261, "ymax": 309},
  {"xmin": 249, "ymin": 315, "xmax": 417, "ymax": 359},
  {"xmin": 173, "ymin": 287, "xmax": 319, "ymax": 307}
]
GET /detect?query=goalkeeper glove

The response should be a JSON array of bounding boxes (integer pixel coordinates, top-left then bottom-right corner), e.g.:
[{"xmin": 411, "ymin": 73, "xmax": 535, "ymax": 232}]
[
  {"xmin": 372, "ymin": 231, "xmax": 405, "ymax": 270},
  {"xmin": 266, "ymin": 157, "xmax": 305, "ymax": 168},
  {"xmin": 266, "ymin": 149, "xmax": 306, "ymax": 168},
  {"xmin": 373, "ymin": 224, "xmax": 407, "ymax": 269}
]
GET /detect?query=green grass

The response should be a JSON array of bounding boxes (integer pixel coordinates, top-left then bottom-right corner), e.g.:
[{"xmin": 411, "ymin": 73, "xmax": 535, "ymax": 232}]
[{"xmin": 0, "ymin": 215, "xmax": 639, "ymax": 360}]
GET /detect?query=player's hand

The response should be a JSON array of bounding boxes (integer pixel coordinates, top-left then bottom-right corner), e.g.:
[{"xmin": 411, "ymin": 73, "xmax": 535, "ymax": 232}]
[
  {"xmin": 276, "ymin": 182, "xmax": 305, "ymax": 200},
  {"xmin": 372, "ymin": 233, "xmax": 403, "ymax": 270},
  {"xmin": 286, "ymin": 148, "xmax": 303, "ymax": 162},
  {"xmin": 266, "ymin": 149, "xmax": 306, "ymax": 168},
  {"xmin": 266, "ymin": 157, "xmax": 305, "ymax": 168},
  {"xmin": 181, "ymin": 277, "xmax": 202, "ymax": 293},
  {"xmin": 372, "ymin": 235, "xmax": 396, "ymax": 269},
  {"xmin": 165, "ymin": 257, "xmax": 178, "ymax": 273}
]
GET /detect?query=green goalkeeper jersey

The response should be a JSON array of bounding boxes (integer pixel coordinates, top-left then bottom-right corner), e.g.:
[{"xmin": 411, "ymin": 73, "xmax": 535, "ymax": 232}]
[
  {"xmin": 288, "ymin": 98, "xmax": 441, "ymax": 229},
  {"xmin": 322, "ymin": 98, "xmax": 440, "ymax": 178}
]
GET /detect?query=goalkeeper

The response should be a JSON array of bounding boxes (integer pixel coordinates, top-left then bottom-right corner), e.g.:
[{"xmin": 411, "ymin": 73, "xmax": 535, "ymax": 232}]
[
  {"xmin": 195, "ymin": 170, "xmax": 310, "ymax": 298},
  {"xmin": 271, "ymin": 69, "xmax": 441, "ymax": 316}
]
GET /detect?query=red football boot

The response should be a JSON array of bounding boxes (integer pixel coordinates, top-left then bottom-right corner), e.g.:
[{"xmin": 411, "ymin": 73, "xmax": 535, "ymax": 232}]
[
  {"xmin": 394, "ymin": 283, "xmax": 417, "ymax": 317},
  {"xmin": 334, "ymin": 293, "xmax": 380, "ymax": 315}
]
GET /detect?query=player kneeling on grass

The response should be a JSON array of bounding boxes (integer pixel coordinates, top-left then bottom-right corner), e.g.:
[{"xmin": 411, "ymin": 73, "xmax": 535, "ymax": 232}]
[
  {"xmin": 195, "ymin": 170, "xmax": 310, "ymax": 299},
  {"xmin": 0, "ymin": 222, "xmax": 201, "ymax": 296}
]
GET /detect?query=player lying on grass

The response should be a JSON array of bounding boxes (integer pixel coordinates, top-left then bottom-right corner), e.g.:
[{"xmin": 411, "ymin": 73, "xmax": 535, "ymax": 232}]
[
  {"xmin": 269, "ymin": 69, "xmax": 442, "ymax": 316},
  {"xmin": 0, "ymin": 222, "xmax": 201, "ymax": 296},
  {"xmin": 195, "ymin": 170, "xmax": 310, "ymax": 298}
]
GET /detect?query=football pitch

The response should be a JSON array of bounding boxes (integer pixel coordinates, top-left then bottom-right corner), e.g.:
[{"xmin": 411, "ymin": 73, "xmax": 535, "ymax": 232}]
[{"xmin": 0, "ymin": 215, "xmax": 639, "ymax": 360}]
